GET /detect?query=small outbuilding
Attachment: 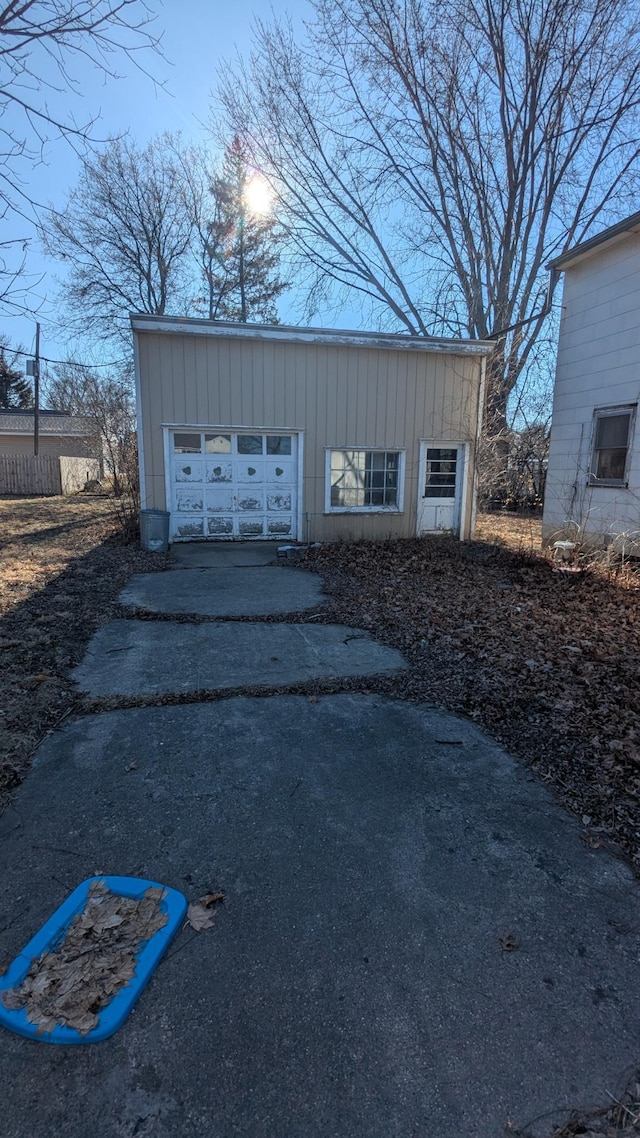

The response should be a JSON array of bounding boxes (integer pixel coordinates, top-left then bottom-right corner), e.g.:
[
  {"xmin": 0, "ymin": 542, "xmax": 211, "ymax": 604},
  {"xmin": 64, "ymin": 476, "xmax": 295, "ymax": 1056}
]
[
  {"xmin": 0, "ymin": 409, "xmax": 101, "ymax": 460},
  {"xmin": 132, "ymin": 315, "xmax": 493, "ymax": 544},
  {"xmin": 543, "ymin": 212, "xmax": 640, "ymax": 552}
]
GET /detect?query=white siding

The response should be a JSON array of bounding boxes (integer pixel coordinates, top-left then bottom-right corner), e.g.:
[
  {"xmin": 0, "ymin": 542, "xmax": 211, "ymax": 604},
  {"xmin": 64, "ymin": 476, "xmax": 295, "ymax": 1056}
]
[{"xmin": 543, "ymin": 235, "xmax": 640, "ymax": 549}]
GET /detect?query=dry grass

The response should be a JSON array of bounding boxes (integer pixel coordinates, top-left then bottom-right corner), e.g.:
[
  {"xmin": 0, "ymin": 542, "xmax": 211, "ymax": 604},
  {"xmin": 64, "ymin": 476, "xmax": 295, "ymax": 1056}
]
[
  {"xmin": 0, "ymin": 495, "xmax": 116, "ymax": 615},
  {"xmin": 475, "ymin": 510, "xmax": 542, "ymax": 553},
  {"xmin": 0, "ymin": 495, "xmax": 166, "ymax": 803}
]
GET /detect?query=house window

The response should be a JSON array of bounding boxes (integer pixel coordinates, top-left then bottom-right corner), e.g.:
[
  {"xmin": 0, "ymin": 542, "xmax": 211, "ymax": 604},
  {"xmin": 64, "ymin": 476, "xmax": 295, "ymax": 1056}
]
[
  {"xmin": 590, "ymin": 407, "xmax": 634, "ymax": 485},
  {"xmin": 327, "ymin": 449, "xmax": 404, "ymax": 511}
]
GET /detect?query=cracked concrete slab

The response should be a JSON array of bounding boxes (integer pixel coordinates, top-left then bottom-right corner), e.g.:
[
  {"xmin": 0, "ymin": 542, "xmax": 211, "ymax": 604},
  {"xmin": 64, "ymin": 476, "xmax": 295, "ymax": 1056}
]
[
  {"xmin": 1, "ymin": 694, "xmax": 639, "ymax": 1138},
  {"xmin": 119, "ymin": 566, "xmax": 325, "ymax": 616},
  {"xmin": 72, "ymin": 620, "xmax": 406, "ymax": 697}
]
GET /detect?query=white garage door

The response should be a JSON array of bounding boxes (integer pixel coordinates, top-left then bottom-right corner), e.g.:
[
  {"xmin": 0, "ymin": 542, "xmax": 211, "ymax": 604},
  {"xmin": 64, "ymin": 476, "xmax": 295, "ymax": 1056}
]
[{"xmin": 168, "ymin": 430, "xmax": 298, "ymax": 541}]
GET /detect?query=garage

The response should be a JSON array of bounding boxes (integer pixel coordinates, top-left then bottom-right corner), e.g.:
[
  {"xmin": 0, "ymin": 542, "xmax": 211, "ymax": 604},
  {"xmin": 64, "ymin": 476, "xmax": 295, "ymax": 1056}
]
[
  {"xmin": 133, "ymin": 315, "xmax": 493, "ymax": 543},
  {"xmin": 166, "ymin": 428, "xmax": 299, "ymax": 541}
]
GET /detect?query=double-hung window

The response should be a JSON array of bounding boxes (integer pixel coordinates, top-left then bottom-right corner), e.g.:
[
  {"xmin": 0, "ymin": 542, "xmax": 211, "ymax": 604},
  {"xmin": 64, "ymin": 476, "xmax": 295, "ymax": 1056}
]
[
  {"xmin": 590, "ymin": 407, "xmax": 635, "ymax": 486},
  {"xmin": 326, "ymin": 448, "xmax": 404, "ymax": 512}
]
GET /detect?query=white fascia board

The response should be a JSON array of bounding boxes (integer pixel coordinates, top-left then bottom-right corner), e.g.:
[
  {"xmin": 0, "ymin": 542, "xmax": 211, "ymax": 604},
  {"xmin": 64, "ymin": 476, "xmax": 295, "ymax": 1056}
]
[{"xmin": 130, "ymin": 314, "xmax": 495, "ymax": 358}]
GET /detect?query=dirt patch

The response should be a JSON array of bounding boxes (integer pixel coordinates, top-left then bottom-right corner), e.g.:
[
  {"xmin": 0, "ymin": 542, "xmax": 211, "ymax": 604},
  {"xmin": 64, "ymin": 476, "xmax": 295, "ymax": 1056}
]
[
  {"xmin": 297, "ymin": 528, "xmax": 640, "ymax": 876},
  {"xmin": 0, "ymin": 495, "xmax": 166, "ymax": 804}
]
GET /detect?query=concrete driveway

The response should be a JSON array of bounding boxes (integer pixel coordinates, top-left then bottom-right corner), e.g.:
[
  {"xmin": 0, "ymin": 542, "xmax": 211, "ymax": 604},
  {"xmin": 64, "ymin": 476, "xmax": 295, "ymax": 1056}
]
[{"xmin": 0, "ymin": 543, "xmax": 639, "ymax": 1138}]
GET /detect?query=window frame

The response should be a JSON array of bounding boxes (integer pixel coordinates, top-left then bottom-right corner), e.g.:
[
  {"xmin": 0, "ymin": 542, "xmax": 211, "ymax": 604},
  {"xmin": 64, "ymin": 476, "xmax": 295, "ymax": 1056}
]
[
  {"xmin": 589, "ymin": 405, "xmax": 635, "ymax": 488},
  {"xmin": 324, "ymin": 447, "xmax": 406, "ymax": 514}
]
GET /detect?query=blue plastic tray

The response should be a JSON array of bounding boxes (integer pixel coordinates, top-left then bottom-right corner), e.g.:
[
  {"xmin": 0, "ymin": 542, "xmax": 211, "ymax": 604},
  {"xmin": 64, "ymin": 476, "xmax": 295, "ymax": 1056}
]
[{"xmin": 0, "ymin": 876, "xmax": 187, "ymax": 1044}]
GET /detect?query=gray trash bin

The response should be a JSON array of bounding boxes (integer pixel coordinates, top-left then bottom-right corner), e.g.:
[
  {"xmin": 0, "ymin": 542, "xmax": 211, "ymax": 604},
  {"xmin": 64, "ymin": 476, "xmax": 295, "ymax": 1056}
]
[{"xmin": 140, "ymin": 509, "xmax": 170, "ymax": 553}]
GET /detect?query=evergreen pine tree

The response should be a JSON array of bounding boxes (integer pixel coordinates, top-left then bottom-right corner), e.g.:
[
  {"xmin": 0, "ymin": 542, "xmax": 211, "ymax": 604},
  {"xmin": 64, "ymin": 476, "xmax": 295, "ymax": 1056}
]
[
  {"xmin": 0, "ymin": 349, "xmax": 31, "ymax": 408},
  {"xmin": 208, "ymin": 137, "xmax": 287, "ymax": 323}
]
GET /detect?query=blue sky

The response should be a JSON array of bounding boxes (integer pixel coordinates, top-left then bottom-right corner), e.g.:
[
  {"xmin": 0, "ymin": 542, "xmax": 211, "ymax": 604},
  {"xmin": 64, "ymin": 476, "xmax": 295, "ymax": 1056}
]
[{"xmin": 1, "ymin": 0, "xmax": 312, "ymax": 368}]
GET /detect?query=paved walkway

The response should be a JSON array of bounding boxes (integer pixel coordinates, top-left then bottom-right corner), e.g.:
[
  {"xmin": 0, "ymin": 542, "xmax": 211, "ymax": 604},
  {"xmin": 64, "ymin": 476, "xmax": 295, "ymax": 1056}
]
[{"xmin": 1, "ymin": 543, "xmax": 639, "ymax": 1138}]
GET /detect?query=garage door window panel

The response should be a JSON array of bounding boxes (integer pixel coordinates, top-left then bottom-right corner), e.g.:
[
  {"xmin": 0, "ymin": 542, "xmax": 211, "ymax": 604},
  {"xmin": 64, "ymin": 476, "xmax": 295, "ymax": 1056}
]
[
  {"xmin": 267, "ymin": 436, "xmax": 291, "ymax": 455},
  {"xmin": 205, "ymin": 434, "xmax": 231, "ymax": 453},
  {"xmin": 173, "ymin": 433, "xmax": 202, "ymax": 453},
  {"xmin": 238, "ymin": 435, "xmax": 264, "ymax": 454}
]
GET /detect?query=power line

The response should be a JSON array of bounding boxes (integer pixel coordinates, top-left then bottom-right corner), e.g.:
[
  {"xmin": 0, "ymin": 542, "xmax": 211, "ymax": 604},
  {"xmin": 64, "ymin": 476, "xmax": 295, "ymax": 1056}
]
[{"xmin": 2, "ymin": 345, "xmax": 130, "ymax": 369}]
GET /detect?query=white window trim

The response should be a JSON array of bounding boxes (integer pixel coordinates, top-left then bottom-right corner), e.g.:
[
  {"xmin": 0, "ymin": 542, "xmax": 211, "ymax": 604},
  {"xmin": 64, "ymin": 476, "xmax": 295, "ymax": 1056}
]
[
  {"xmin": 588, "ymin": 404, "xmax": 636, "ymax": 488},
  {"xmin": 324, "ymin": 446, "xmax": 406, "ymax": 514}
]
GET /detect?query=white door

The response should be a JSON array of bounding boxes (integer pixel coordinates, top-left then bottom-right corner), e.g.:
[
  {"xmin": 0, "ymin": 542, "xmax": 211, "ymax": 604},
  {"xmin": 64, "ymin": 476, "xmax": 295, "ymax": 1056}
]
[
  {"xmin": 168, "ymin": 430, "xmax": 298, "ymax": 541},
  {"xmin": 417, "ymin": 443, "xmax": 464, "ymax": 535}
]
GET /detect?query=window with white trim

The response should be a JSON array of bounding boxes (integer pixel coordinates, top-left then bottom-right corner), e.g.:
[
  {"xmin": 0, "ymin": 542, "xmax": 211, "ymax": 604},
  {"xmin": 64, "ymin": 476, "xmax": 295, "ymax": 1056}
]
[
  {"xmin": 326, "ymin": 449, "xmax": 404, "ymax": 511},
  {"xmin": 590, "ymin": 407, "xmax": 635, "ymax": 486}
]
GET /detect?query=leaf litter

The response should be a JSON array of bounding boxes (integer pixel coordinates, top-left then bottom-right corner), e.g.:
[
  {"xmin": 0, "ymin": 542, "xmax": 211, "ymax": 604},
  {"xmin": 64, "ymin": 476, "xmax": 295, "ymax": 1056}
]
[
  {"xmin": 1, "ymin": 881, "xmax": 168, "ymax": 1036},
  {"xmin": 186, "ymin": 891, "xmax": 225, "ymax": 932}
]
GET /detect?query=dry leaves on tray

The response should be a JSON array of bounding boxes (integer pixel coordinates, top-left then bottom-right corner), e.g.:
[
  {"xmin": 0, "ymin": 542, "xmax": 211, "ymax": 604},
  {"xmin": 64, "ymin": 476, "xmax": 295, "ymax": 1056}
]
[
  {"xmin": 186, "ymin": 892, "xmax": 225, "ymax": 932},
  {"xmin": 1, "ymin": 881, "xmax": 168, "ymax": 1036}
]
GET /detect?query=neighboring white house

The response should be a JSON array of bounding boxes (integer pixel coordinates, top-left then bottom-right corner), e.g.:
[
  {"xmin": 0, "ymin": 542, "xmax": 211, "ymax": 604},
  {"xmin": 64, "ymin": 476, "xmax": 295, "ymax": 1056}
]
[
  {"xmin": 131, "ymin": 315, "xmax": 493, "ymax": 544},
  {"xmin": 543, "ymin": 212, "xmax": 640, "ymax": 552}
]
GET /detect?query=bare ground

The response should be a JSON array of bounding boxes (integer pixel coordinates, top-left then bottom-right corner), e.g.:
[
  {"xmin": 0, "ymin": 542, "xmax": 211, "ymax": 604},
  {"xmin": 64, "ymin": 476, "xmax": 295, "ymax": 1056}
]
[{"xmin": 0, "ymin": 495, "xmax": 166, "ymax": 802}]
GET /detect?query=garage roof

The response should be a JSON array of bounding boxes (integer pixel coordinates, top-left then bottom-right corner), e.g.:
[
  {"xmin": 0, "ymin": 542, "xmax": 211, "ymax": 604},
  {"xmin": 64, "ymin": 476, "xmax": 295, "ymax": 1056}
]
[{"xmin": 130, "ymin": 314, "xmax": 495, "ymax": 357}]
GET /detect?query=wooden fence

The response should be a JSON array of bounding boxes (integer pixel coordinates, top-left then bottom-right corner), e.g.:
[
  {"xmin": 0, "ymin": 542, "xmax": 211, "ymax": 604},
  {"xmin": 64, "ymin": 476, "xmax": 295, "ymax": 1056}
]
[
  {"xmin": 0, "ymin": 455, "xmax": 100, "ymax": 496},
  {"xmin": 59, "ymin": 456, "xmax": 101, "ymax": 495}
]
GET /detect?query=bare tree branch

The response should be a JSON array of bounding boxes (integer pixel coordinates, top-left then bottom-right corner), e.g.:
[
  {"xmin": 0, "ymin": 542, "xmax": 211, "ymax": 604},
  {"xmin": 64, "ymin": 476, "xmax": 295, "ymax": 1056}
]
[{"xmin": 217, "ymin": 0, "xmax": 640, "ymax": 427}]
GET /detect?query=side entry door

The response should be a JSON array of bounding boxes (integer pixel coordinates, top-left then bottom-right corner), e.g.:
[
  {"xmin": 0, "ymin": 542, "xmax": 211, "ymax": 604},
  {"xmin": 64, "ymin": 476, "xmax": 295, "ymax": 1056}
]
[{"xmin": 417, "ymin": 443, "xmax": 464, "ymax": 534}]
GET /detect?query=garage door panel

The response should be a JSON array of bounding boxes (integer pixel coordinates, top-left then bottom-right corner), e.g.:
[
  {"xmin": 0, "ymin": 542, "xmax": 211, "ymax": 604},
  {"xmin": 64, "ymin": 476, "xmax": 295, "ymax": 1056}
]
[
  {"xmin": 267, "ymin": 462, "xmax": 293, "ymax": 483},
  {"xmin": 267, "ymin": 492, "xmax": 292, "ymax": 512},
  {"xmin": 238, "ymin": 492, "xmax": 265, "ymax": 512},
  {"xmin": 267, "ymin": 517, "xmax": 293, "ymax": 535},
  {"xmin": 208, "ymin": 516, "xmax": 234, "ymax": 536},
  {"xmin": 205, "ymin": 487, "xmax": 234, "ymax": 512},
  {"xmin": 176, "ymin": 488, "xmax": 204, "ymax": 512},
  {"xmin": 238, "ymin": 518, "xmax": 265, "ymax": 536},
  {"xmin": 206, "ymin": 460, "xmax": 233, "ymax": 483},
  {"xmin": 175, "ymin": 460, "xmax": 203, "ymax": 482},
  {"xmin": 234, "ymin": 459, "xmax": 266, "ymax": 484},
  {"xmin": 175, "ymin": 517, "xmax": 204, "ymax": 538}
]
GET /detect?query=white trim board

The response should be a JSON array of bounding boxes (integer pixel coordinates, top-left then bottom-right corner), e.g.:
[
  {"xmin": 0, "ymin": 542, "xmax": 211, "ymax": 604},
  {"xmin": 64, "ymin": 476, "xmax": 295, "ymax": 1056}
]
[{"xmin": 132, "ymin": 314, "xmax": 494, "ymax": 357}]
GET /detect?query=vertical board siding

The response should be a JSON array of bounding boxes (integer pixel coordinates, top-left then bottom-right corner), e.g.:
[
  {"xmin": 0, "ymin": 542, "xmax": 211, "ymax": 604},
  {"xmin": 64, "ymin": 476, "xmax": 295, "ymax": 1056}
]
[
  {"xmin": 137, "ymin": 332, "xmax": 482, "ymax": 540},
  {"xmin": 0, "ymin": 454, "xmax": 61, "ymax": 495}
]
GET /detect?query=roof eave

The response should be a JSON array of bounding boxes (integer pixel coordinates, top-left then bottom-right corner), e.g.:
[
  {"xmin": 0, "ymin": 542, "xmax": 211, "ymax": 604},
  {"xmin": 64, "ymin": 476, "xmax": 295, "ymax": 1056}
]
[
  {"xmin": 546, "ymin": 210, "xmax": 640, "ymax": 272},
  {"xmin": 129, "ymin": 314, "xmax": 495, "ymax": 357}
]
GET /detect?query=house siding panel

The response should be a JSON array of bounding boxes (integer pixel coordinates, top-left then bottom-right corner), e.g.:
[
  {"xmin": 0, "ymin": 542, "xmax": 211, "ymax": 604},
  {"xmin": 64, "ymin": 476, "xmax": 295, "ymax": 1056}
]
[
  {"xmin": 543, "ymin": 233, "xmax": 640, "ymax": 546},
  {"xmin": 0, "ymin": 434, "xmax": 100, "ymax": 460},
  {"xmin": 136, "ymin": 327, "xmax": 483, "ymax": 542}
]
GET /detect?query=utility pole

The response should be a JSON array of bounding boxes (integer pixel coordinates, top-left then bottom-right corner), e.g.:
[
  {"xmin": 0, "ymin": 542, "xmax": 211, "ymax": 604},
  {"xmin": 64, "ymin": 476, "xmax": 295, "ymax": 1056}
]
[{"xmin": 34, "ymin": 322, "xmax": 40, "ymax": 456}]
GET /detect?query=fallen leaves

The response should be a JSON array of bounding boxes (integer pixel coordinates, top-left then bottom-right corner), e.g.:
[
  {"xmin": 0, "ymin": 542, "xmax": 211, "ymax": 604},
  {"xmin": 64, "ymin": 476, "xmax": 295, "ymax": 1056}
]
[
  {"xmin": 299, "ymin": 529, "xmax": 640, "ymax": 873},
  {"xmin": 499, "ymin": 932, "xmax": 521, "ymax": 953},
  {"xmin": 0, "ymin": 881, "xmax": 168, "ymax": 1035},
  {"xmin": 186, "ymin": 892, "xmax": 225, "ymax": 932}
]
